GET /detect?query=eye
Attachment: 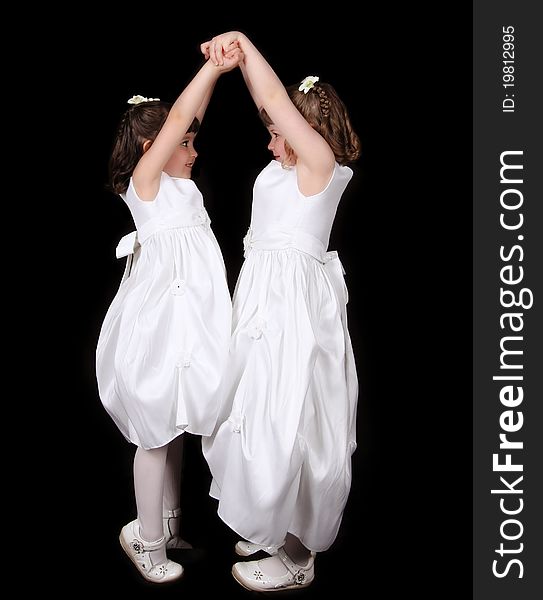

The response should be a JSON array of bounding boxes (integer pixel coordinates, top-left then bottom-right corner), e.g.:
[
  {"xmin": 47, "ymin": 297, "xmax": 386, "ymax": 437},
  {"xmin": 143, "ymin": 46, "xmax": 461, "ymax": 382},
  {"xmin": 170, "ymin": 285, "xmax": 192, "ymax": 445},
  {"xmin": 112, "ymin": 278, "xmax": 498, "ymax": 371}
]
[{"xmin": 180, "ymin": 140, "xmax": 189, "ymax": 147}]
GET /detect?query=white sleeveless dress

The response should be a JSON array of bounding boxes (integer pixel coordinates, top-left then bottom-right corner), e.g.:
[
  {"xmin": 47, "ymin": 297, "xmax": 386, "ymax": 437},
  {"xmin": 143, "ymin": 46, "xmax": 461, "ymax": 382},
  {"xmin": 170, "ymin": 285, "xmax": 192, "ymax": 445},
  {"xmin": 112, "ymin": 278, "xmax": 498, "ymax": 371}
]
[
  {"xmin": 202, "ymin": 160, "xmax": 358, "ymax": 552},
  {"xmin": 96, "ymin": 172, "xmax": 231, "ymax": 449}
]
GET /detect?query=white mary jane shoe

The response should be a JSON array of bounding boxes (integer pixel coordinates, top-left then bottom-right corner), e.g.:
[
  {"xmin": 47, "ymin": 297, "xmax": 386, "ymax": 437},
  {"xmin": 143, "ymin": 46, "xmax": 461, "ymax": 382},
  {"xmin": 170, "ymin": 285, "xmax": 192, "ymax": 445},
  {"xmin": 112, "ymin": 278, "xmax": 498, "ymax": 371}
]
[
  {"xmin": 119, "ymin": 519, "xmax": 184, "ymax": 584},
  {"xmin": 234, "ymin": 540, "xmax": 278, "ymax": 557},
  {"xmin": 232, "ymin": 547, "xmax": 315, "ymax": 592},
  {"xmin": 163, "ymin": 508, "xmax": 193, "ymax": 550}
]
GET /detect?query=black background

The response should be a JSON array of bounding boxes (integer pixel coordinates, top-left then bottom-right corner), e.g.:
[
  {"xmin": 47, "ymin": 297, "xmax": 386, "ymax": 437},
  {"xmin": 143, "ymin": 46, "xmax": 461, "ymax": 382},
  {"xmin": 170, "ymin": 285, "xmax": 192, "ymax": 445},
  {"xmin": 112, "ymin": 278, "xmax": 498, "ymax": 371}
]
[{"xmin": 44, "ymin": 8, "xmax": 471, "ymax": 597}]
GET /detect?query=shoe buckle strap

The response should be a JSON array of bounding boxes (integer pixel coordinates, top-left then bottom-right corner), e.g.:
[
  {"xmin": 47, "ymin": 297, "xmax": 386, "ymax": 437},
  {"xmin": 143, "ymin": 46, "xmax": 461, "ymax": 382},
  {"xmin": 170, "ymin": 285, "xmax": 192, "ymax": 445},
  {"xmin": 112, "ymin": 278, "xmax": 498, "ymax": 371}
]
[
  {"xmin": 277, "ymin": 548, "xmax": 310, "ymax": 584},
  {"xmin": 131, "ymin": 535, "xmax": 165, "ymax": 553}
]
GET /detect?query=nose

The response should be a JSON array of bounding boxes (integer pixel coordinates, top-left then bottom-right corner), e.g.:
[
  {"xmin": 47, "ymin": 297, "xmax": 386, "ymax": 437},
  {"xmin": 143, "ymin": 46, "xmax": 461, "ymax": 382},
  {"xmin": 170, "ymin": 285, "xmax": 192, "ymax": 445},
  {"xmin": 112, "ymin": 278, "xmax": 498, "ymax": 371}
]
[
  {"xmin": 267, "ymin": 139, "xmax": 274, "ymax": 151},
  {"xmin": 191, "ymin": 148, "xmax": 198, "ymax": 158}
]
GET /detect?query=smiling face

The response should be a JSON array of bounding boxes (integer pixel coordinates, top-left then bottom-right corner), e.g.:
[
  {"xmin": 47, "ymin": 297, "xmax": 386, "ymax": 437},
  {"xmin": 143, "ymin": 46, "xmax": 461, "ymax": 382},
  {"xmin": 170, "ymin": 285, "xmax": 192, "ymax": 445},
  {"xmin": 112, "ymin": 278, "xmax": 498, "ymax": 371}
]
[
  {"xmin": 267, "ymin": 125, "xmax": 292, "ymax": 166},
  {"xmin": 164, "ymin": 132, "xmax": 198, "ymax": 179}
]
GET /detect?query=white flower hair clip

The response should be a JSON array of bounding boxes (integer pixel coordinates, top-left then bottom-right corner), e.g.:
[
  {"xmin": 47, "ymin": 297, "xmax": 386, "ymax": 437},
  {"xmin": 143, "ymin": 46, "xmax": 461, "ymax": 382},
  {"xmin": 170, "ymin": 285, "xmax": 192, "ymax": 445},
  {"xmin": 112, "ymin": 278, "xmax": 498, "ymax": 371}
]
[
  {"xmin": 127, "ymin": 95, "xmax": 160, "ymax": 105},
  {"xmin": 298, "ymin": 76, "xmax": 319, "ymax": 94}
]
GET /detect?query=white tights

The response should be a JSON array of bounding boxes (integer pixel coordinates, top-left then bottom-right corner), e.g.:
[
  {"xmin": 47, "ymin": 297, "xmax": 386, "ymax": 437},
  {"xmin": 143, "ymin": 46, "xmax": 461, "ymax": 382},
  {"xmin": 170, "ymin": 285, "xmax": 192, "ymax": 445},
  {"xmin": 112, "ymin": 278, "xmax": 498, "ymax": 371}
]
[
  {"xmin": 133, "ymin": 435, "xmax": 184, "ymax": 542},
  {"xmin": 258, "ymin": 534, "xmax": 312, "ymax": 577},
  {"xmin": 163, "ymin": 434, "xmax": 184, "ymax": 512}
]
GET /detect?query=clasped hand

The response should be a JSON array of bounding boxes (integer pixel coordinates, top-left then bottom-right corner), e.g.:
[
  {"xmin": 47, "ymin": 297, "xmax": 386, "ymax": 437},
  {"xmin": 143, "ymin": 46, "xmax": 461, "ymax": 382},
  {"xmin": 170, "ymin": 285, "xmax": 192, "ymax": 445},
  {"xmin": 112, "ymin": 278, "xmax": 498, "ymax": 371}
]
[{"xmin": 201, "ymin": 31, "xmax": 244, "ymax": 68}]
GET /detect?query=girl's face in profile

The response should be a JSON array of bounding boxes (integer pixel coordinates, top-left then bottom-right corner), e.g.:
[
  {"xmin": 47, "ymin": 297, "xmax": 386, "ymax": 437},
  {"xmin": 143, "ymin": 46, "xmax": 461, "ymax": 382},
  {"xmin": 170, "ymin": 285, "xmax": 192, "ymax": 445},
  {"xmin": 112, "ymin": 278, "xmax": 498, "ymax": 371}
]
[
  {"xmin": 267, "ymin": 125, "xmax": 288, "ymax": 164},
  {"xmin": 164, "ymin": 132, "xmax": 198, "ymax": 179}
]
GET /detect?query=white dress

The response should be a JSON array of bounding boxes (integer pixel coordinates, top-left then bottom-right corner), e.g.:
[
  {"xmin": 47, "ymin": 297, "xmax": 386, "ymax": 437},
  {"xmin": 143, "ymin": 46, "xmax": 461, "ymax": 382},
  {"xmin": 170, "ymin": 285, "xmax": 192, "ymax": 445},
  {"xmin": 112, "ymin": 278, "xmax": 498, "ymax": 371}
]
[
  {"xmin": 202, "ymin": 160, "xmax": 358, "ymax": 552},
  {"xmin": 96, "ymin": 172, "xmax": 231, "ymax": 449}
]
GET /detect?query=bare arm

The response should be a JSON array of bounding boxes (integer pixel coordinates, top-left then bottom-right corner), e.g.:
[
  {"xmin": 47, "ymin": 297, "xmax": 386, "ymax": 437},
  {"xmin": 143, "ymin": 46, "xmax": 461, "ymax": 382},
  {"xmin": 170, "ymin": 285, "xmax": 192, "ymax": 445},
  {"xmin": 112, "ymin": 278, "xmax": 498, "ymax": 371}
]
[
  {"xmin": 202, "ymin": 39, "xmax": 261, "ymax": 108},
  {"xmin": 239, "ymin": 60, "xmax": 263, "ymax": 109},
  {"xmin": 202, "ymin": 32, "xmax": 334, "ymax": 189},
  {"xmin": 133, "ymin": 48, "xmax": 241, "ymax": 200},
  {"xmin": 195, "ymin": 79, "xmax": 216, "ymax": 124}
]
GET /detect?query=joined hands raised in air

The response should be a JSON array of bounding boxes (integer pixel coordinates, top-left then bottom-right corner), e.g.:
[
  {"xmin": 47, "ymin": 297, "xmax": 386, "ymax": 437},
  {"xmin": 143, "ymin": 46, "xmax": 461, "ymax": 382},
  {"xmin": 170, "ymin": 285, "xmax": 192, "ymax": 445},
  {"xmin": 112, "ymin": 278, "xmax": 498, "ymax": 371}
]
[{"xmin": 201, "ymin": 32, "xmax": 244, "ymax": 67}]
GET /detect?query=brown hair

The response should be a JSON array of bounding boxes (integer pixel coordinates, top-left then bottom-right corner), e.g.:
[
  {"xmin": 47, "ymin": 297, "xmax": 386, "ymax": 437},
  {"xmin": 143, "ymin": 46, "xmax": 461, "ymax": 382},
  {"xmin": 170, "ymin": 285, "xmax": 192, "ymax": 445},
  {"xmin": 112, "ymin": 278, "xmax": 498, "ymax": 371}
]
[
  {"xmin": 260, "ymin": 80, "xmax": 361, "ymax": 166},
  {"xmin": 108, "ymin": 101, "xmax": 200, "ymax": 194}
]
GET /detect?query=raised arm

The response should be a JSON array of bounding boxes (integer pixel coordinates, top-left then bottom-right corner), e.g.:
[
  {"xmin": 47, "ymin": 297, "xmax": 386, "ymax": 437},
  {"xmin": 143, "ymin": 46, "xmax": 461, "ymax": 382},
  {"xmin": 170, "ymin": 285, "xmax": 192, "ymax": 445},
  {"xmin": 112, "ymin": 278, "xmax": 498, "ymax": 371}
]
[
  {"xmin": 133, "ymin": 47, "xmax": 242, "ymax": 200},
  {"xmin": 195, "ymin": 79, "xmax": 216, "ymax": 124},
  {"xmin": 239, "ymin": 60, "xmax": 263, "ymax": 111},
  {"xmin": 201, "ymin": 38, "xmax": 262, "ymax": 109},
  {"xmin": 202, "ymin": 32, "xmax": 334, "ymax": 184}
]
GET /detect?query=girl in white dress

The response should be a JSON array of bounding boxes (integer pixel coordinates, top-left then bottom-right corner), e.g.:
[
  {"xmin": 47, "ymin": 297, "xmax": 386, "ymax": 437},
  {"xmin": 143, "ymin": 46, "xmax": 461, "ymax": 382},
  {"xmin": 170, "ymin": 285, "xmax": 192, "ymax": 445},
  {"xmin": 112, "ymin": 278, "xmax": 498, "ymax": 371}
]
[
  {"xmin": 201, "ymin": 32, "xmax": 361, "ymax": 591},
  {"xmin": 96, "ymin": 46, "xmax": 242, "ymax": 584}
]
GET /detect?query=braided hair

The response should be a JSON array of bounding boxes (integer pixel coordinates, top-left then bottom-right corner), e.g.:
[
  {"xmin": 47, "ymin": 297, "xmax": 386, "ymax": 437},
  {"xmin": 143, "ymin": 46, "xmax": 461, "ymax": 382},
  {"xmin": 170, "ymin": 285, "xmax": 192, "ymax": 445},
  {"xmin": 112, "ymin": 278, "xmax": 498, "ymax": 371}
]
[
  {"xmin": 286, "ymin": 79, "xmax": 361, "ymax": 166},
  {"xmin": 314, "ymin": 84, "xmax": 331, "ymax": 117}
]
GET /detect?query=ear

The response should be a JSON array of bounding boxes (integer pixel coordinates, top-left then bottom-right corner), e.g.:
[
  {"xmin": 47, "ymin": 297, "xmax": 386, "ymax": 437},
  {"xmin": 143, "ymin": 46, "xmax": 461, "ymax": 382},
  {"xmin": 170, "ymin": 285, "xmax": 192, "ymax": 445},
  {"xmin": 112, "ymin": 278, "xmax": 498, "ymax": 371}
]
[{"xmin": 142, "ymin": 139, "xmax": 153, "ymax": 153}]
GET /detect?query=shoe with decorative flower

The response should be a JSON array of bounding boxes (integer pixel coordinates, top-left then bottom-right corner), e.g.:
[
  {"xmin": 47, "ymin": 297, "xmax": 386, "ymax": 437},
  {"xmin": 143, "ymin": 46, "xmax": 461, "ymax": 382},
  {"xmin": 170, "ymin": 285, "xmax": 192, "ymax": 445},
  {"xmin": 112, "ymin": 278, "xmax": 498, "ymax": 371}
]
[
  {"xmin": 163, "ymin": 508, "xmax": 193, "ymax": 550},
  {"xmin": 119, "ymin": 519, "xmax": 184, "ymax": 583},
  {"xmin": 234, "ymin": 540, "xmax": 278, "ymax": 557},
  {"xmin": 232, "ymin": 547, "xmax": 315, "ymax": 591}
]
